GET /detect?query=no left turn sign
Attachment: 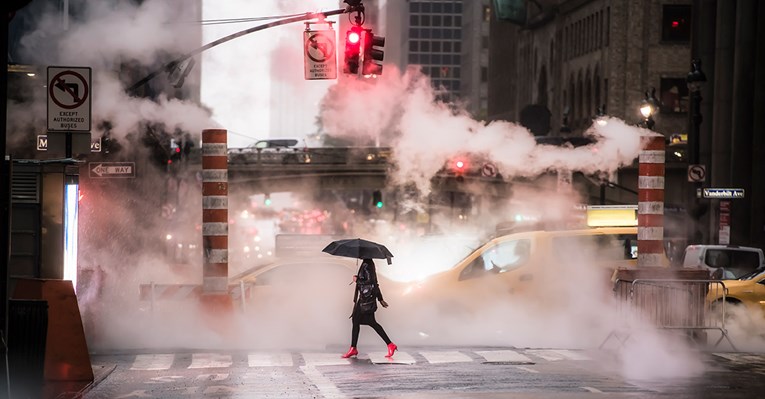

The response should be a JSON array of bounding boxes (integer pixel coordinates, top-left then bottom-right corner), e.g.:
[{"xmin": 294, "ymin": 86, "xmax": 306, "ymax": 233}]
[
  {"xmin": 688, "ymin": 164, "xmax": 706, "ymax": 183},
  {"xmin": 304, "ymin": 30, "xmax": 337, "ymax": 80},
  {"xmin": 47, "ymin": 66, "xmax": 92, "ymax": 132}
]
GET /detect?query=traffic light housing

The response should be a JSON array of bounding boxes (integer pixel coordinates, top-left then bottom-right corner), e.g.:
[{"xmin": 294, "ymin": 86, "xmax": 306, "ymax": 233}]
[
  {"xmin": 362, "ymin": 30, "xmax": 385, "ymax": 76},
  {"xmin": 344, "ymin": 26, "xmax": 363, "ymax": 74},
  {"xmin": 372, "ymin": 190, "xmax": 383, "ymax": 208}
]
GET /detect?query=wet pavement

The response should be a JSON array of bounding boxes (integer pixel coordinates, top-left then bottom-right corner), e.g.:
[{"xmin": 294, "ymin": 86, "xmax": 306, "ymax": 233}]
[{"xmin": 77, "ymin": 346, "xmax": 765, "ymax": 399}]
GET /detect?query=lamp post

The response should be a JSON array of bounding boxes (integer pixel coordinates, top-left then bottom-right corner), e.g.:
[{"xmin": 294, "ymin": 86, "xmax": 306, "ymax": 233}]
[
  {"xmin": 639, "ymin": 88, "xmax": 660, "ymax": 130},
  {"xmin": 686, "ymin": 59, "xmax": 707, "ymax": 166},
  {"xmin": 686, "ymin": 59, "xmax": 707, "ymax": 246}
]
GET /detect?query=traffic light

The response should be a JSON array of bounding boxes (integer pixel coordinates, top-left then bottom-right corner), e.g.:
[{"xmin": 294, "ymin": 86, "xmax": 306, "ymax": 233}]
[
  {"xmin": 344, "ymin": 26, "xmax": 363, "ymax": 74},
  {"xmin": 372, "ymin": 190, "xmax": 383, "ymax": 208},
  {"xmin": 362, "ymin": 30, "xmax": 385, "ymax": 76},
  {"xmin": 452, "ymin": 158, "xmax": 467, "ymax": 182},
  {"xmin": 264, "ymin": 194, "xmax": 272, "ymax": 206}
]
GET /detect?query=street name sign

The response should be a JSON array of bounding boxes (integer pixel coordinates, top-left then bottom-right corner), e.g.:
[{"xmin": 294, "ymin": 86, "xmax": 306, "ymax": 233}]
[
  {"xmin": 47, "ymin": 66, "xmax": 92, "ymax": 132},
  {"xmin": 304, "ymin": 30, "xmax": 337, "ymax": 80},
  {"xmin": 89, "ymin": 162, "xmax": 135, "ymax": 178},
  {"xmin": 37, "ymin": 134, "xmax": 101, "ymax": 152},
  {"xmin": 701, "ymin": 188, "xmax": 745, "ymax": 199}
]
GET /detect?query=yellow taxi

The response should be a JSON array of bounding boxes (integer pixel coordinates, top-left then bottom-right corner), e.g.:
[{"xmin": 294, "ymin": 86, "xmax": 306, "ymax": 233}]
[
  {"xmin": 399, "ymin": 206, "xmax": 660, "ymax": 311},
  {"xmin": 708, "ymin": 267, "xmax": 765, "ymax": 318}
]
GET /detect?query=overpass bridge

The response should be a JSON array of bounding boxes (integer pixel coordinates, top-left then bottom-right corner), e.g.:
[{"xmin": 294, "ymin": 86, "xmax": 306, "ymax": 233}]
[{"xmin": 183, "ymin": 141, "xmax": 689, "ymax": 205}]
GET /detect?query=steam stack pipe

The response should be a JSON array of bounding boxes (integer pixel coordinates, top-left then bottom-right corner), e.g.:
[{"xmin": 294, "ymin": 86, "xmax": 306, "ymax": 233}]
[
  {"xmin": 201, "ymin": 129, "xmax": 230, "ymax": 303},
  {"xmin": 637, "ymin": 135, "xmax": 665, "ymax": 267}
]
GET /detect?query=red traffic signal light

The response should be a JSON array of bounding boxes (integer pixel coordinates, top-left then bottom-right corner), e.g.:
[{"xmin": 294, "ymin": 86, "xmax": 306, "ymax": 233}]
[
  {"xmin": 453, "ymin": 159, "xmax": 467, "ymax": 172},
  {"xmin": 344, "ymin": 26, "xmax": 364, "ymax": 75}
]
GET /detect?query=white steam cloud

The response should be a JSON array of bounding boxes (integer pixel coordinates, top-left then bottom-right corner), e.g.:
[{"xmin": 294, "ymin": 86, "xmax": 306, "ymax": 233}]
[{"xmin": 14, "ymin": 2, "xmax": 761, "ymax": 388}]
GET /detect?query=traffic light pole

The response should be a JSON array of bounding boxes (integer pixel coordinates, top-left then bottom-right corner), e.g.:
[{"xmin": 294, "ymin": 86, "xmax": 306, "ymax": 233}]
[{"xmin": 127, "ymin": 6, "xmax": 356, "ymax": 94}]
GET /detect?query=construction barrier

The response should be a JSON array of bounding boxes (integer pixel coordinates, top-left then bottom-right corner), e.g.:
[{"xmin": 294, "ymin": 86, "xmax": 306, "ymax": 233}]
[{"xmin": 601, "ymin": 277, "xmax": 737, "ymax": 350}]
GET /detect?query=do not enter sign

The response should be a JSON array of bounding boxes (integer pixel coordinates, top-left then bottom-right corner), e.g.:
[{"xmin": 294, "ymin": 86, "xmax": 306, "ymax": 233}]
[{"xmin": 47, "ymin": 66, "xmax": 92, "ymax": 132}]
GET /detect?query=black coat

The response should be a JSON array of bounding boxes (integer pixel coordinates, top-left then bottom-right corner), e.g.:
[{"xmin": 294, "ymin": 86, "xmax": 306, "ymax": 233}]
[{"xmin": 351, "ymin": 260, "xmax": 384, "ymax": 323}]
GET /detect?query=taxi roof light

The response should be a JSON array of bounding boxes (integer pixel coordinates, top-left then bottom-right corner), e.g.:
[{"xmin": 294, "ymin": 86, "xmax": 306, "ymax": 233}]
[{"xmin": 586, "ymin": 205, "xmax": 638, "ymax": 227}]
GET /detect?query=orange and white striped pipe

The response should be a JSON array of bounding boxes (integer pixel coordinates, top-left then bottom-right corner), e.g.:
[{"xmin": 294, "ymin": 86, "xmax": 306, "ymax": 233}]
[
  {"xmin": 637, "ymin": 135, "xmax": 665, "ymax": 267},
  {"xmin": 201, "ymin": 129, "xmax": 229, "ymax": 293}
]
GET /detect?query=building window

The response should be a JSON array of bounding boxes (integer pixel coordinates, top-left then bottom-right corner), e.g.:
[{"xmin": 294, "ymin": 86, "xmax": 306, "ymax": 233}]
[
  {"xmin": 482, "ymin": 36, "xmax": 489, "ymax": 50},
  {"xmin": 605, "ymin": 7, "xmax": 610, "ymax": 46},
  {"xmin": 662, "ymin": 5, "xmax": 691, "ymax": 42},
  {"xmin": 660, "ymin": 78, "xmax": 689, "ymax": 113},
  {"xmin": 410, "ymin": 41, "xmax": 419, "ymax": 52},
  {"xmin": 481, "ymin": 67, "xmax": 488, "ymax": 83}
]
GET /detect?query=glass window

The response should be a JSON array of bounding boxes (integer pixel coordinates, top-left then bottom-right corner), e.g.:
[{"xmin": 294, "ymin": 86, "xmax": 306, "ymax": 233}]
[
  {"xmin": 444, "ymin": 2, "xmax": 453, "ymax": 13},
  {"xmin": 659, "ymin": 78, "xmax": 689, "ymax": 113},
  {"xmin": 454, "ymin": 29, "xmax": 462, "ymax": 39},
  {"xmin": 444, "ymin": 16, "xmax": 453, "ymax": 27},
  {"xmin": 706, "ymin": 250, "xmax": 762, "ymax": 279},
  {"xmin": 432, "ymin": 54, "xmax": 442, "ymax": 64},
  {"xmin": 410, "ymin": 28, "xmax": 419, "ymax": 38},
  {"xmin": 459, "ymin": 239, "xmax": 532, "ymax": 281},
  {"xmin": 410, "ymin": 2, "xmax": 420, "ymax": 13},
  {"xmin": 454, "ymin": 42, "xmax": 462, "ymax": 53},
  {"xmin": 422, "ymin": 2, "xmax": 432, "ymax": 13},
  {"xmin": 662, "ymin": 5, "xmax": 691, "ymax": 42},
  {"xmin": 421, "ymin": 15, "xmax": 431, "ymax": 26},
  {"xmin": 408, "ymin": 53, "xmax": 418, "ymax": 63},
  {"xmin": 443, "ymin": 29, "xmax": 452, "ymax": 39},
  {"xmin": 455, "ymin": 3, "xmax": 462, "ymax": 13},
  {"xmin": 410, "ymin": 15, "xmax": 419, "ymax": 26},
  {"xmin": 410, "ymin": 41, "xmax": 419, "ymax": 52},
  {"xmin": 455, "ymin": 16, "xmax": 462, "ymax": 26},
  {"xmin": 420, "ymin": 54, "xmax": 430, "ymax": 64},
  {"xmin": 422, "ymin": 29, "xmax": 432, "ymax": 39},
  {"xmin": 421, "ymin": 41, "xmax": 430, "ymax": 52},
  {"xmin": 482, "ymin": 36, "xmax": 489, "ymax": 50},
  {"xmin": 481, "ymin": 67, "xmax": 488, "ymax": 82},
  {"xmin": 444, "ymin": 41, "xmax": 452, "ymax": 52},
  {"xmin": 433, "ymin": 41, "xmax": 442, "ymax": 52},
  {"xmin": 433, "ymin": 2, "xmax": 443, "ymax": 13},
  {"xmin": 453, "ymin": 67, "xmax": 461, "ymax": 78},
  {"xmin": 433, "ymin": 15, "xmax": 442, "ymax": 26}
]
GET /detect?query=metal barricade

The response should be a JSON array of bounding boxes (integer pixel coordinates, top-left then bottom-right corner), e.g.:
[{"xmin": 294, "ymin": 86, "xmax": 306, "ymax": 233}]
[{"xmin": 601, "ymin": 278, "xmax": 736, "ymax": 350}]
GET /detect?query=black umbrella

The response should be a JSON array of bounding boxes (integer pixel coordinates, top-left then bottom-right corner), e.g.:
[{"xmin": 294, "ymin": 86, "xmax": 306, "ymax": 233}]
[{"xmin": 322, "ymin": 238, "xmax": 393, "ymax": 265}]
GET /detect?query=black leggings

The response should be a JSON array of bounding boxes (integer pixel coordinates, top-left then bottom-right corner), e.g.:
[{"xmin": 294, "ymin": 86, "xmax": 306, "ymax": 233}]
[{"xmin": 351, "ymin": 320, "xmax": 391, "ymax": 347}]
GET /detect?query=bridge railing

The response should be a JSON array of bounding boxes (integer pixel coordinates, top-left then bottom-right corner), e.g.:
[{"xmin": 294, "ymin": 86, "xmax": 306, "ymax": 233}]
[{"xmin": 225, "ymin": 146, "xmax": 392, "ymax": 165}]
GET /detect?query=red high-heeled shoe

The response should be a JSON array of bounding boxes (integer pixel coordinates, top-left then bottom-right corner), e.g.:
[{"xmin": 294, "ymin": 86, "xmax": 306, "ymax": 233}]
[
  {"xmin": 341, "ymin": 346, "xmax": 358, "ymax": 358},
  {"xmin": 385, "ymin": 343, "xmax": 397, "ymax": 358}
]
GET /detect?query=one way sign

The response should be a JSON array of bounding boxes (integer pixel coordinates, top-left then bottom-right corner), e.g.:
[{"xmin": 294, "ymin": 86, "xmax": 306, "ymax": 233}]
[{"xmin": 89, "ymin": 162, "xmax": 135, "ymax": 178}]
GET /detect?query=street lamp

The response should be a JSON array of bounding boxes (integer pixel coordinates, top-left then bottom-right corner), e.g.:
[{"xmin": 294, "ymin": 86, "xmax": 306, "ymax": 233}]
[
  {"xmin": 686, "ymin": 59, "xmax": 707, "ymax": 165},
  {"xmin": 686, "ymin": 59, "xmax": 707, "ymax": 246},
  {"xmin": 639, "ymin": 88, "xmax": 659, "ymax": 130}
]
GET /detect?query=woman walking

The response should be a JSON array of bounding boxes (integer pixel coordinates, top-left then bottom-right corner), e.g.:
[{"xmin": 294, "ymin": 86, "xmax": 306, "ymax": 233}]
[{"xmin": 341, "ymin": 258, "xmax": 397, "ymax": 358}]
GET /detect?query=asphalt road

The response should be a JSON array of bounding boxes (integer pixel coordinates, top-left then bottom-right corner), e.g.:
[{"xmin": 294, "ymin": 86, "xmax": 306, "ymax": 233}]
[{"xmin": 81, "ymin": 345, "xmax": 765, "ymax": 399}]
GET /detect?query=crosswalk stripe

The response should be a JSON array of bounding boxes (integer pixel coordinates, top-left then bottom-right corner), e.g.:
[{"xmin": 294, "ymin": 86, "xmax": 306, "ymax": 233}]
[
  {"xmin": 248, "ymin": 353, "xmax": 293, "ymax": 367},
  {"xmin": 527, "ymin": 349, "xmax": 588, "ymax": 361},
  {"xmin": 549, "ymin": 349, "xmax": 591, "ymax": 361},
  {"xmin": 189, "ymin": 353, "xmax": 233, "ymax": 369},
  {"xmin": 130, "ymin": 354, "xmax": 174, "ymax": 370},
  {"xmin": 302, "ymin": 353, "xmax": 351, "ymax": 366},
  {"xmin": 369, "ymin": 351, "xmax": 416, "ymax": 364},
  {"xmin": 476, "ymin": 350, "xmax": 533, "ymax": 363},
  {"xmin": 420, "ymin": 351, "xmax": 473, "ymax": 364}
]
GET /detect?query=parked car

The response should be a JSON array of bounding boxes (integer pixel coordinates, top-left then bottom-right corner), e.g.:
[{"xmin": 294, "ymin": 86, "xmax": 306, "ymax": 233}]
[{"xmin": 683, "ymin": 244, "xmax": 764, "ymax": 279}]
